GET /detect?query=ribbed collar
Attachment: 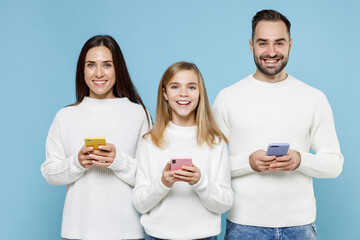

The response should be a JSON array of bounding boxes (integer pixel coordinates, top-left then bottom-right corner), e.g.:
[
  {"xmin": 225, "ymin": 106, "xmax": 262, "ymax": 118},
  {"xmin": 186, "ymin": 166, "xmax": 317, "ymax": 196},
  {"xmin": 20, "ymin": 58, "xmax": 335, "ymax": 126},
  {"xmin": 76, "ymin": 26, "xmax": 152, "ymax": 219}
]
[
  {"xmin": 248, "ymin": 74, "xmax": 294, "ymax": 89},
  {"xmin": 166, "ymin": 121, "xmax": 197, "ymax": 138},
  {"xmin": 79, "ymin": 96, "xmax": 129, "ymax": 111}
]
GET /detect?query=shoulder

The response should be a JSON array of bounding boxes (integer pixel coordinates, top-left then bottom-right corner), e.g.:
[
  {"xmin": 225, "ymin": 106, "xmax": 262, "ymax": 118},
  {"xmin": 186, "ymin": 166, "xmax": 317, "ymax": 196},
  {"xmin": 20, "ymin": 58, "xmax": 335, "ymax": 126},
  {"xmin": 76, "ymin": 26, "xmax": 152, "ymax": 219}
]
[
  {"xmin": 122, "ymin": 98, "xmax": 149, "ymax": 118},
  {"xmin": 213, "ymin": 76, "xmax": 252, "ymax": 110},
  {"xmin": 215, "ymin": 75, "xmax": 252, "ymax": 101},
  {"xmin": 289, "ymin": 75, "xmax": 329, "ymax": 105},
  {"xmin": 52, "ymin": 105, "xmax": 79, "ymax": 122}
]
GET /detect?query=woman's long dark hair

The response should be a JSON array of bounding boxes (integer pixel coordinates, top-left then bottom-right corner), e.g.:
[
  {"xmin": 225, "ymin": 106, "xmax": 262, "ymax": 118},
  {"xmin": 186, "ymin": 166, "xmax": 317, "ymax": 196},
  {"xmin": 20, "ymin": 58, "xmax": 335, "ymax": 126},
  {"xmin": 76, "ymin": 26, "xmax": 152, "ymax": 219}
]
[{"xmin": 72, "ymin": 35, "xmax": 150, "ymax": 127}]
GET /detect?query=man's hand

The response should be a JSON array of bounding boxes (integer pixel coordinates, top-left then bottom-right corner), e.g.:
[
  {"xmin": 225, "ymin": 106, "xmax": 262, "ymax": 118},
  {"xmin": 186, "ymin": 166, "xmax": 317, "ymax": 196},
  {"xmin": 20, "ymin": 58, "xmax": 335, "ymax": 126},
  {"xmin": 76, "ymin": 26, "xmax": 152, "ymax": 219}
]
[
  {"xmin": 268, "ymin": 149, "xmax": 301, "ymax": 171},
  {"xmin": 249, "ymin": 150, "xmax": 277, "ymax": 172}
]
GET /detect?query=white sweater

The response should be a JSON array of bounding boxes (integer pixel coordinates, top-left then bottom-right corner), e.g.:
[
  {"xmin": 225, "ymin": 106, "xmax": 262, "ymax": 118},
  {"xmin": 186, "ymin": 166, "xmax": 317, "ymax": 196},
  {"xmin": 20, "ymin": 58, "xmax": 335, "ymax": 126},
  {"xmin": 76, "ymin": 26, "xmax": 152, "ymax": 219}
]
[
  {"xmin": 212, "ymin": 74, "xmax": 343, "ymax": 227},
  {"xmin": 41, "ymin": 97, "xmax": 150, "ymax": 240},
  {"xmin": 132, "ymin": 122, "xmax": 233, "ymax": 239}
]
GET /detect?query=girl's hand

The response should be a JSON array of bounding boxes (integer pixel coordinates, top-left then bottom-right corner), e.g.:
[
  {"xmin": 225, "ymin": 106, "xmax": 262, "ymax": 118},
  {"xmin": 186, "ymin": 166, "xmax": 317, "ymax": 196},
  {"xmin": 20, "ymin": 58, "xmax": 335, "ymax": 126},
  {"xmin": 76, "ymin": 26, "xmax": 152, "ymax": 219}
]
[
  {"xmin": 89, "ymin": 143, "xmax": 117, "ymax": 167},
  {"xmin": 78, "ymin": 145, "xmax": 94, "ymax": 168},
  {"xmin": 161, "ymin": 162, "xmax": 176, "ymax": 188},
  {"xmin": 174, "ymin": 164, "xmax": 201, "ymax": 185}
]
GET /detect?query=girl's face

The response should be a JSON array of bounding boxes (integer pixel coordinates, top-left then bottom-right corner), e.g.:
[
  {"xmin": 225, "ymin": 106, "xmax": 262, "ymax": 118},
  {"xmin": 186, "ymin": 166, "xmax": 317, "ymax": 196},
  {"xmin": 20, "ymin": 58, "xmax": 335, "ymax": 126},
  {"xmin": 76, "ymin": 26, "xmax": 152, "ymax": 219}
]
[
  {"xmin": 84, "ymin": 46, "xmax": 116, "ymax": 99},
  {"xmin": 163, "ymin": 70, "xmax": 200, "ymax": 126}
]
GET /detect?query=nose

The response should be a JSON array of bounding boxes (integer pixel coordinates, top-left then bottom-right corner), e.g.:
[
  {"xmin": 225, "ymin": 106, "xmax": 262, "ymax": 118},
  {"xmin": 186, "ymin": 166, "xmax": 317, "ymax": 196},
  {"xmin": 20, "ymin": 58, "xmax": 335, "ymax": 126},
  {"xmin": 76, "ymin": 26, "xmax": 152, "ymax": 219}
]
[
  {"xmin": 95, "ymin": 66, "xmax": 104, "ymax": 78},
  {"xmin": 267, "ymin": 44, "xmax": 277, "ymax": 57},
  {"xmin": 179, "ymin": 87, "xmax": 188, "ymax": 97}
]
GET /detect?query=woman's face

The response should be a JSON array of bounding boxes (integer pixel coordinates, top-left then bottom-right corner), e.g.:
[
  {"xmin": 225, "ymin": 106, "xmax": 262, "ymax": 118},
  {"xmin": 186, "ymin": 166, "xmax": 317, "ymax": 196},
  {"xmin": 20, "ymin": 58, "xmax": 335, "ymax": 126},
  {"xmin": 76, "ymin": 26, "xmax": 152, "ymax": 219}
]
[
  {"xmin": 163, "ymin": 70, "xmax": 200, "ymax": 126},
  {"xmin": 84, "ymin": 46, "xmax": 116, "ymax": 99}
]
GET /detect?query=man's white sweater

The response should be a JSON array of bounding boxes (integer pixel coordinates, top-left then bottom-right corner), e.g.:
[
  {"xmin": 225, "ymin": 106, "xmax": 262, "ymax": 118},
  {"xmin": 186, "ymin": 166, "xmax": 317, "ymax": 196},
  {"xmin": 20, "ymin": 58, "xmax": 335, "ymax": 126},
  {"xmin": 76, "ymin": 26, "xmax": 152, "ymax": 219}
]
[
  {"xmin": 212, "ymin": 74, "xmax": 343, "ymax": 227},
  {"xmin": 132, "ymin": 122, "xmax": 233, "ymax": 239},
  {"xmin": 41, "ymin": 97, "xmax": 150, "ymax": 239}
]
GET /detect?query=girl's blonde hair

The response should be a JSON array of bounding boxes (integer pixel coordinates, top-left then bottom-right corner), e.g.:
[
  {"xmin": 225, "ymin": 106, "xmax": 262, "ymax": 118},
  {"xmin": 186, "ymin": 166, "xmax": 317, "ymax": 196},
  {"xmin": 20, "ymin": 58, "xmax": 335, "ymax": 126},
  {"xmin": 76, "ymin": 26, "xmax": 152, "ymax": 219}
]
[{"xmin": 146, "ymin": 61, "xmax": 227, "ymax": 148}]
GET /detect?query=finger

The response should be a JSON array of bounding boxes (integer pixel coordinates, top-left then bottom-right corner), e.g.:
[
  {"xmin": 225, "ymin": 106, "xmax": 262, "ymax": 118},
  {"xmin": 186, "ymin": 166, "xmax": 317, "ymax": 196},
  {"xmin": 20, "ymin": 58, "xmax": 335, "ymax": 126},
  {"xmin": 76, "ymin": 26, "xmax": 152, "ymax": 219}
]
[
  {"xmin": 181, "ymin": 166, "xmax": 196, "ymax": 172},
  {"xmin": 275, "ymin": 154, "xmax": 292, "ymax": 161},
  {"xmin": 89, "ymin": 154, "xmax": 113, "ymax": 163},
  {"xmin": 80, "ymin": 154, "xmax": 93, "ymax": 161},
  {"xmin": 92, "ymin": 149, "xmax": 111, "ymax": 157},
  {"xmin": 175, "ymin": 170, "xmax": 194, "ymax": 177},
  {"xmin": 269, "ymin": 161, "xmax": 291, "ymax": 169},
  {"xmin": 174, "ymin": 174, "xmax": 192, "ymax": 181},
  {"xmin": 98, "ymin": 143, "xmax": 115, "ymax": 152},
  {"xmin": 92, "ymin": 160, "xmax": 112, "ymax": 167},
  {"xmin": 164, "ymin": 161, "xmax": 171, "ymax": 171},
  {"xmin": 81, "ymin": 160, "xmax": 94, "ymax": 165},
  {"xmin": 84, "ymin": 163, "xmax": 94, "ymax": 168},
  {"xmin": 82, "ymin": 145, "xmax": 93, "ymax": 154},
  {"xmin": 261, "ymin": 160, "xmax": 277, "ymax": 166},
  {"xmin": 260, "ymin": 155, "xmax": 277, "ymax": 161}
]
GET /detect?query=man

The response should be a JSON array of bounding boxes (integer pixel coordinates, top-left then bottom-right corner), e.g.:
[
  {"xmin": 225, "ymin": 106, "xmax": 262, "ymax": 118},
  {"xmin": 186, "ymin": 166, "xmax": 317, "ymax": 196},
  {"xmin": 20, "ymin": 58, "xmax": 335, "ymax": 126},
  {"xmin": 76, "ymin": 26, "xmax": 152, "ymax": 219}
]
[{"xmin": 213, "ymin": 9, "xmax": 343, "ymax": 240}]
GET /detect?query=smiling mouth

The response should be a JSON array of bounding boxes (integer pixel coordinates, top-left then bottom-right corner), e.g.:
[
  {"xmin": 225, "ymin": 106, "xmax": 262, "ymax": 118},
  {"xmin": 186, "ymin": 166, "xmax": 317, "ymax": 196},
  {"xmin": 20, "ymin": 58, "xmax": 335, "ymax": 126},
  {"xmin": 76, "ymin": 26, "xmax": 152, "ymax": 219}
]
[
  {"xmin": 263, "ymin": 59, "xmax": 279, "ymax": 63},
  {"xmin": 177, "ymin": 101, "xmax": 190, "ymax": 105},
  {"xmin": 93, "ymin": 80, "xmax": 107, "ymax": 86}
]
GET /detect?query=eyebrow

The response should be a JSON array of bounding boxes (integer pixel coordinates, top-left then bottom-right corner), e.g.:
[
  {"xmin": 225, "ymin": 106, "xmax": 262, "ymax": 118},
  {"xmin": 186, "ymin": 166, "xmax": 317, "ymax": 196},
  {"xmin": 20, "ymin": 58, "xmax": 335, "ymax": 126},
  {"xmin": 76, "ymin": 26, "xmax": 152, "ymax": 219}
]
[
  {"xmin": 85, "ymin": 60, "xmax": 113, "ymax": 63},
  {"xmin": 256, "ymin": 38, "xmax": 287, "ymax": 43},
  {"xmin": 169, "ymin": 81, "xmax": 198, "ymax": 85}
]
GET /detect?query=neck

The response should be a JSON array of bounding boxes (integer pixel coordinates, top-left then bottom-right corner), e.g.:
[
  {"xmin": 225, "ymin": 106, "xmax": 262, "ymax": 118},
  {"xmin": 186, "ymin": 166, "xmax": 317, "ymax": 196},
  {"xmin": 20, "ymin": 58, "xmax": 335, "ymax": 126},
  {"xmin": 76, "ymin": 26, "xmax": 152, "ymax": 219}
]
[
  {"xmin": 253, "ymin": 69, "xmax": 288, "ymax": 83},
  {"xmin": 171, "ymin": 114, "xmax": 196, "ymax": 127}
]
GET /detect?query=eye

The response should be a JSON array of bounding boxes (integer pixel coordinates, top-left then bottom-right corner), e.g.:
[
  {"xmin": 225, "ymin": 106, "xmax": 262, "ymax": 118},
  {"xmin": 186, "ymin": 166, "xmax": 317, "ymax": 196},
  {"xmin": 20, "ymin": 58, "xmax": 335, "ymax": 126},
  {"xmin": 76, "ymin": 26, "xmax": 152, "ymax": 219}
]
[
  {"xmin": 259, "ymin": 42, "xmax": 267, "ymax": 46},
  {"xmin": 189, "ymin": 86, "xmax": 197, "ymax": 90},
  {"xmin": 87, "ymin": 63, "xmax": 95, "ymax": 67},
  {"xmin": 276, "ymin": 42, "xmax": 284, "ymax": 46},
  {"xmin": 104, "ymin": 63, "xmax": 112, "ymax": 68},
  {"xmin": 170, "ymin": 85, "xmax": 178, "ymax": 89}
]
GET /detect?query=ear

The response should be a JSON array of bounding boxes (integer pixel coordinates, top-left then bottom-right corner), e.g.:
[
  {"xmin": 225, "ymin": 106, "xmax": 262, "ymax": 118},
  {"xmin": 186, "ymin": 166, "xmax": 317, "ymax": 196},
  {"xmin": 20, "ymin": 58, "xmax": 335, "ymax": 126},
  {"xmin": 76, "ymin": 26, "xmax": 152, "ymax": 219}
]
[
  {"xmin": 249, "ymin": 39, "xmax": 254, "ymax": 54},
  {"xmin": 289, "ymin": 38, "xmax": 293, "ymax": 53},
  {"xmin": 162, "ymin": 88, "xmax": 168, "ymax": 101}
]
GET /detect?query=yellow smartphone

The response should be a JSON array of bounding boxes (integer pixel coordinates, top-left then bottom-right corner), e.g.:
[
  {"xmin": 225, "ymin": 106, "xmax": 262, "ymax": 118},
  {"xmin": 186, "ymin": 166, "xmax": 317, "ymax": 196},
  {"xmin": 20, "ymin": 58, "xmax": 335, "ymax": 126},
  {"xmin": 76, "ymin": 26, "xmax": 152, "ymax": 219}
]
[{"xmin": 84, "ymin": 137, "xmax": 107, "ymax": 150}]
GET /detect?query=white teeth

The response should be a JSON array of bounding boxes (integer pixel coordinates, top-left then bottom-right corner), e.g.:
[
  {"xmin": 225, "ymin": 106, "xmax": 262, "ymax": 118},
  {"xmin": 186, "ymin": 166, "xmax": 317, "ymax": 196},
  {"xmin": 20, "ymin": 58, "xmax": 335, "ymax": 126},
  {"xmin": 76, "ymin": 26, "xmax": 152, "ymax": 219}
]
[
  {"xmin": 265, "ymin": 60, "xmax": 277, "ymax": 63},
  {"xmin": 94, "ymin": 81, "xmax": 106, "ymax": 84},
  {"xmin": 177, "ymin": 101, "xmax": 190, "ymax": 105}
]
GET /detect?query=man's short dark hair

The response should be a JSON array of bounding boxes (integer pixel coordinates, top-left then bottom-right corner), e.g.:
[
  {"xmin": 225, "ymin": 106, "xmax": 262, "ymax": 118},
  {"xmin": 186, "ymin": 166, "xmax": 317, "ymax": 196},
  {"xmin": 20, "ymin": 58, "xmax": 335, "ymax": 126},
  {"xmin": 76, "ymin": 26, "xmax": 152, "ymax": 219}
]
[{"xmin": 252, "ymin": 10, "xmax": 291, "ymax": 39}]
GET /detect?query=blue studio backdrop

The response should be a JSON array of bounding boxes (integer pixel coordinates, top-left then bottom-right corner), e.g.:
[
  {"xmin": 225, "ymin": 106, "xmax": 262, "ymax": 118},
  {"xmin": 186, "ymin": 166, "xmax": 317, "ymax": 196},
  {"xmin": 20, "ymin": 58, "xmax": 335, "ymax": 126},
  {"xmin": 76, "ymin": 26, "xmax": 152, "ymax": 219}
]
[{"xmin": 1, "ymin": 0, "xmax": 359, "ymax": 239}]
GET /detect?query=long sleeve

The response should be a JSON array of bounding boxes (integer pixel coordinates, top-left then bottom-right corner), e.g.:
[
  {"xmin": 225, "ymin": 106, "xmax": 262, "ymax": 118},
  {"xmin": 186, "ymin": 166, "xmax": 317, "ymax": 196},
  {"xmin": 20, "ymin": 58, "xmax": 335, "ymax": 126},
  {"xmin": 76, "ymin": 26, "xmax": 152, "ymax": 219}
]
[
  {"xmin": 212, "ymin": 90, "xmax": 254, "ymax": 177},
  {"xmin": 296, "ymin": 92, "xmax": 343, "ymax": 178},
  {"xmin": 192, "ymin": 142, "xmax": 233, "ymax": 213},
  {"xmin": 41, "ymin": 115, "xmax": 86, "ymax": 186},
  {"xmin": 109, "ymin": 114, "xmax": 152, "ymax": 186},
  {"xmin": 131, "ymin": 139, "xmax": 170, "ymax": 214}
]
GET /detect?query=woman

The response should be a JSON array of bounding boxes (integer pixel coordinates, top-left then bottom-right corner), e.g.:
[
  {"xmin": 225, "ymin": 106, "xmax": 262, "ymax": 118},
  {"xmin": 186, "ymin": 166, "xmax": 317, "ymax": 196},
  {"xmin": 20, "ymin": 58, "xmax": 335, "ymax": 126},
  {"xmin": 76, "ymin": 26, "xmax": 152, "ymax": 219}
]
[
  {"xmin": 41, "ymin": 35, "xmax": 151, "ymax": 240},
  {"xmin": 132, "ymin": 61, "xmax": 233, "ymax": 239}
]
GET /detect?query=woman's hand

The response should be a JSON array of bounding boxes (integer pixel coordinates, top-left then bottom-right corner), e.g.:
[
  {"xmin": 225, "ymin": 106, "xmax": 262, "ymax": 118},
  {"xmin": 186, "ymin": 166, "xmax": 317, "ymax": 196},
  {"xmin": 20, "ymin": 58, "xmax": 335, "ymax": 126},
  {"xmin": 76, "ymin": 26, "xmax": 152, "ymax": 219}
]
[
  {"xmin": 161, "ymin": 162, "xmax": 176, "ymax": 188},
  {"xmin": 89, "ymin": 143, "xmax": 117, "ymax": 167},
  {"xmin": 78, "ymin": 145, "xmax": 94, "ymax": 168},
  {"xmin": 174, "ymin": 164, "xmax": 201, "ymax": 185}
]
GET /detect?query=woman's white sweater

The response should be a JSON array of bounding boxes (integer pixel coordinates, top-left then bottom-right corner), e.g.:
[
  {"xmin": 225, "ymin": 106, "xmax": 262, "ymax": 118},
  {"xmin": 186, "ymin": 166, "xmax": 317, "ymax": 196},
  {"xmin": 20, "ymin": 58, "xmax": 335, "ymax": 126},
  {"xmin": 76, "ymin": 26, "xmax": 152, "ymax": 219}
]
[{"xmin": 41, "ymin": 97, "xmax": 150, "ymax": 240}]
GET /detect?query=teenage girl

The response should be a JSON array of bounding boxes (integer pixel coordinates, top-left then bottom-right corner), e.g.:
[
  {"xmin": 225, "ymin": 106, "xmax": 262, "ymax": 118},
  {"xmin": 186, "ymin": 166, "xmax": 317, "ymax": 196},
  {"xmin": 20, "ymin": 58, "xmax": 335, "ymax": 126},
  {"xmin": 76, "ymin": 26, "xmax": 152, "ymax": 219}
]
[
  {"xmin": 41, "ymin": 35, "xmax": 151, "ymax": 240},
  {"xmin": 132, "ymin": 61, "xmax": 233, "ymax": 240}
]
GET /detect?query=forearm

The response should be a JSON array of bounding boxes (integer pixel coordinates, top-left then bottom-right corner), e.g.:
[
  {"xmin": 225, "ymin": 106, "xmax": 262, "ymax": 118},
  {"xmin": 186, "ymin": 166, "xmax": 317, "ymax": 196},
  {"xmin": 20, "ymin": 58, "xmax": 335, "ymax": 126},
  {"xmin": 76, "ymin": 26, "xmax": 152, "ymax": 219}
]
[
  {"xmin": 41, "ymin": 153, "xmax": 86, "ymax": 185},
  {"xmin": 132, "ymin": 177, "xmax": 170, "ymax": 214},
  {"xmin": 108, "ymin": 151, "xmax": 137, "ymax": 186},
  {"xmin": 296, "ymin": 151, "xmax": 343, "ymax": 178},
  {"xmin": 193, "ymin": 173, "xmax": 233, "ymax": 213},
  {"xmin": 230, "ymin": 154, "xmax": 255, "ymax": 177}
]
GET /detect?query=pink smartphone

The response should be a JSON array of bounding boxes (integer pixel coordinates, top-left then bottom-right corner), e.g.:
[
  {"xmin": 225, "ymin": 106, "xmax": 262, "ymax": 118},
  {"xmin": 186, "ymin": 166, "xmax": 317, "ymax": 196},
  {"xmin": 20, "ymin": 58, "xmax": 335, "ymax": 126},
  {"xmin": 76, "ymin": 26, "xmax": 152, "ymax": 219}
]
[{"xmin": 170, "ymin": 157, "xmax": 192, "ymax": 171}]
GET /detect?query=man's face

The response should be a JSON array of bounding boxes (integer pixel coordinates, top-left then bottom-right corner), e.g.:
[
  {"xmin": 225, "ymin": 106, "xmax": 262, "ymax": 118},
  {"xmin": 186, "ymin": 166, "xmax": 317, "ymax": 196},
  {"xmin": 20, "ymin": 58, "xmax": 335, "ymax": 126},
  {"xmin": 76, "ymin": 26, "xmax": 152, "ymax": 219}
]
[{"xmin": 250, "ymin": 20, "xmax": 292, "ymax": 77}]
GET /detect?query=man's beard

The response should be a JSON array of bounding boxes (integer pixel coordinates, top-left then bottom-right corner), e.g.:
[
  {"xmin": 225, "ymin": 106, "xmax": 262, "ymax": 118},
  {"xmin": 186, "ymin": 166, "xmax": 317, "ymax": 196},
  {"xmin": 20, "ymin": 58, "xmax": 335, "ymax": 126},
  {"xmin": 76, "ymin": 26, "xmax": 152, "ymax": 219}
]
[{"xmin": 254, "ymin": 53, "xmax": 289, "ymax": 76}]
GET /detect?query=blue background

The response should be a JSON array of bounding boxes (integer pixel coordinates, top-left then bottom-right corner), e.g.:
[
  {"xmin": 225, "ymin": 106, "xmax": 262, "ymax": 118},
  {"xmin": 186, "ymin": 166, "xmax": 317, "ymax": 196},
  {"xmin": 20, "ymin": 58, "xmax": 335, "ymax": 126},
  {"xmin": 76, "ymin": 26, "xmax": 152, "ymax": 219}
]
[{"xmin": 1, "ymin": 0, "xmax": 359, "ymax": 239}]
